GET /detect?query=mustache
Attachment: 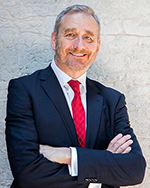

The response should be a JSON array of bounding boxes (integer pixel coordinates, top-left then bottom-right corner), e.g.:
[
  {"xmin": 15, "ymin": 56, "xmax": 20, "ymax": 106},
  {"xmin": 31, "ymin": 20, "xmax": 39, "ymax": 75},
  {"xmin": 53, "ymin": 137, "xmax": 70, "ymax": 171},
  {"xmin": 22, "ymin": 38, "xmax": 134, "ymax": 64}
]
[
  {"xmin": 67, "ymin": 49, "xmax": 89, "ymax": 54},
  {"xmin": 55, "ymin": 44, "xmax": 89, "ymax": 54}
]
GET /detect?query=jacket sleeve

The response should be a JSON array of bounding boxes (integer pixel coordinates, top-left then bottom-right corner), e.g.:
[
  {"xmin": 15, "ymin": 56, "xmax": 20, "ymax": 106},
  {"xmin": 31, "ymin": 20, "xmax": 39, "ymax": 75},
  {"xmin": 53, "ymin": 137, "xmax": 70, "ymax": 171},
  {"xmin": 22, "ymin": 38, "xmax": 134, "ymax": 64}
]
[
  {"xmin": 5, "ymin": 79, "xmax": 86, "ymax": 188},
  {"xmin": 77, "ymin": 94, "xmax": 146, "ymax": 187}
]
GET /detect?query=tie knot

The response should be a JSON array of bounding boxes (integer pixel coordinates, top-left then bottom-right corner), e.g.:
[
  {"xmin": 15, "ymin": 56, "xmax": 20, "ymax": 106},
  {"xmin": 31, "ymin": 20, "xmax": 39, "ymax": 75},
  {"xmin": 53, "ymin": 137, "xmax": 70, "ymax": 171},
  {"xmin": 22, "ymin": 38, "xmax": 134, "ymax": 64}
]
[{"xmin": 68, "ymin": 80, "xmax": 81, "ymax": 94}]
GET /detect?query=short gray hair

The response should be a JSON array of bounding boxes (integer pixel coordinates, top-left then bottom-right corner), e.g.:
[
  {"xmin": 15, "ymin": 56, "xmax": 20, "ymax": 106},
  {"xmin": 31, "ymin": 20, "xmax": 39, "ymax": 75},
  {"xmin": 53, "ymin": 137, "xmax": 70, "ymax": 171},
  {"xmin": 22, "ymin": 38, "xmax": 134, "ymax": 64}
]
[{"xmin": 54, "ymin": 4, "xmax": 100, "ymax": 39}]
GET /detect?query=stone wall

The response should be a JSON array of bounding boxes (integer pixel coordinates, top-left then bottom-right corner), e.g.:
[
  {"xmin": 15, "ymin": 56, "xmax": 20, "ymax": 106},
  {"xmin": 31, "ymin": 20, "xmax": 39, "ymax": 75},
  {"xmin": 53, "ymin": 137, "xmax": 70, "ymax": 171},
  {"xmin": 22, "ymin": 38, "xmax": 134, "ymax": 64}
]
[{"xmin": 0, "ymin": 0, "xmax": 149, "ymax": 187}]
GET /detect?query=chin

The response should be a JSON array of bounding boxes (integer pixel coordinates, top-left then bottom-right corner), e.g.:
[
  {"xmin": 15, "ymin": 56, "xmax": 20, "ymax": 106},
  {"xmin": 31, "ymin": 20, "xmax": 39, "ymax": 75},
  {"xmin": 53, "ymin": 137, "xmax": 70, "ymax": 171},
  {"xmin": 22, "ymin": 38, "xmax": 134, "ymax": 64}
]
[{"xmin": 68, "ymin": 62, "xmax": 89, "ymax": 72}]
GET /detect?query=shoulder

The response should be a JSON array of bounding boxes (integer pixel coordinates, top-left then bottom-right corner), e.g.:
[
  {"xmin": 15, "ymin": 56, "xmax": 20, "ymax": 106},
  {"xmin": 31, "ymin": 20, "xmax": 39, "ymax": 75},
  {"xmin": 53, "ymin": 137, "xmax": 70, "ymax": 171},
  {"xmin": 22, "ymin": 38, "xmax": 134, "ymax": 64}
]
[
  {"xmin": 87, "ymin": 77, "xmax": 125, "ymax": 103},
  {"xmin": 8, "ymin": 64, "xmax": 51, "ymax": 88},
  {"xmin": 87, "ymin": 77, "xmax": 122, "ymax": 95}
]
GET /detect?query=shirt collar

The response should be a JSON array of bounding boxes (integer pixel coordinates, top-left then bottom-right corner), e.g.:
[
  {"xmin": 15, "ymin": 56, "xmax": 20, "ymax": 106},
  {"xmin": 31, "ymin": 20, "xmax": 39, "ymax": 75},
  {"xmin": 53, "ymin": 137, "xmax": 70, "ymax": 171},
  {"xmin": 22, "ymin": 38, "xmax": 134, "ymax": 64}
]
[{"xmin": 51, "ymin": 59, "xmax": 87, "ymax": 93}]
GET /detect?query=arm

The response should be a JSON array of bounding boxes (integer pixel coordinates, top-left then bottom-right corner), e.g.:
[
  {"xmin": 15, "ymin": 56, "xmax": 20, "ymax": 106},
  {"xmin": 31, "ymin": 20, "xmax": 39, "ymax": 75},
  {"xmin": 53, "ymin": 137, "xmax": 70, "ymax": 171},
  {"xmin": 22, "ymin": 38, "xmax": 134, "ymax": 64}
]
[
  {"xmin": 39, "ymin": 132, "xmax": 133, "ymax": 180},
  {"xmin": 5, "ymin": 79, "xmax": 82, "ymax": 188},
  {"xmin": 39, "ymin": 133, "xmax": 133, "ymax": 164},
  {"xmin": 39, "ymin": 94, "xmax": 146, "ymax": 186},
  {"xmin": 77, "ymin": 94, "xmax": 146, "ymax": 186}
]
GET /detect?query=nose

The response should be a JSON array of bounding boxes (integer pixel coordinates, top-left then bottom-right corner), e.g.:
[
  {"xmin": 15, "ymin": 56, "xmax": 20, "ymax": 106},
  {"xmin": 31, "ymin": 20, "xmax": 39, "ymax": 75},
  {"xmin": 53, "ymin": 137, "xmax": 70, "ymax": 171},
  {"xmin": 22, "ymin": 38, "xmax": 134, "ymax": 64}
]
[{"xmin": 73, "ymin": 36, "xmax": 85, "ymax": 51}]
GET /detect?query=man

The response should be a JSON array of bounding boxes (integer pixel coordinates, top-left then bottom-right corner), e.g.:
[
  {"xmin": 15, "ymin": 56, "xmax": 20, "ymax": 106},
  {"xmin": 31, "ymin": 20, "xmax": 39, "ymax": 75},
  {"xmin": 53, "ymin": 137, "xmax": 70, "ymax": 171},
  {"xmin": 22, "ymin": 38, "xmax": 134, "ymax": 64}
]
[{"xmin": 5, "ymin": 4, "xmax": 146, "ymax": 188}]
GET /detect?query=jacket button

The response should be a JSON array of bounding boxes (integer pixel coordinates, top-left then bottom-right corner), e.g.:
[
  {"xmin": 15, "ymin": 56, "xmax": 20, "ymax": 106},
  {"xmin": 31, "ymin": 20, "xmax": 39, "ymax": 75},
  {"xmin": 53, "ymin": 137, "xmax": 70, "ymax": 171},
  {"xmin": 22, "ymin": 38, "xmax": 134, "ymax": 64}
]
[
  {"xmin": 84, "ymin": 178, "xmax": 98, "ymax": 182},
  {"xmin": 85, "ymin": 178, "xmax": 92, "ymax": 182},
  {"xmin": 92, "ymin": 178, "xmax": 98, "ymax": 182}
]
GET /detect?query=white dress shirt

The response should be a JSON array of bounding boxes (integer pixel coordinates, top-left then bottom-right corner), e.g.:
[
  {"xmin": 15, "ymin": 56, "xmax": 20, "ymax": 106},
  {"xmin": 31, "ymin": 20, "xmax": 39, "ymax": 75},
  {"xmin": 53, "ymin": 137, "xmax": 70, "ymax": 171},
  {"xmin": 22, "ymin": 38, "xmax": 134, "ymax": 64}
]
[{"xmin": 51, "ymin": 59, "xmax": 102, "ymax": 188}]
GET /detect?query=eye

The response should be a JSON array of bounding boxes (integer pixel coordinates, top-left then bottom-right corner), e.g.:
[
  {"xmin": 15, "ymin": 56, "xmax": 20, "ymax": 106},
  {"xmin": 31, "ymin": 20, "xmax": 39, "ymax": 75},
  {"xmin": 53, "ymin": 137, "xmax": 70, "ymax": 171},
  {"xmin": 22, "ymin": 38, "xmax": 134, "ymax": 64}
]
[
  {"xmin": 66, "ymin": 33, "xmax": 75, "ymax": 37},
  {"xmin": 85, "ymin": 36, "xmax": 91, "ymax": 40},
  {"xmin": 84, "ymin": 36, "xmax": 94, "ymax": 42},
  {"xmin": 67, "ymin": 33, "xmax": 73, "ymax": 37}
]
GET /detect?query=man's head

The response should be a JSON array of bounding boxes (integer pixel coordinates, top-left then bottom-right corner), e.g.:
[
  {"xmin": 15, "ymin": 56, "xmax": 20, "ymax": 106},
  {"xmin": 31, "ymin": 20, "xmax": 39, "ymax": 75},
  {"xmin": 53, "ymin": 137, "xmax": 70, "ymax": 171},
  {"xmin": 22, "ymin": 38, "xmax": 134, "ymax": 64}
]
[
  {"xmin": 54, "ymin": 5, "xmax": 100, "ymax": 39},
  {"xmin": 51, "ymin": 5, "xmax": 101, "ymax": 78}
]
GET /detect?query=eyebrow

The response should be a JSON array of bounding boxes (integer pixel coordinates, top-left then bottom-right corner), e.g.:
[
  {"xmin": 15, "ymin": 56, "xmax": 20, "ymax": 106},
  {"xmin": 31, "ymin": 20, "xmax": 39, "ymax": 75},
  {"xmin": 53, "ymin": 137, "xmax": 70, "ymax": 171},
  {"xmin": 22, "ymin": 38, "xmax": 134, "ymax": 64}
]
[
  {"xmin": 64, "ymin": 28, "xmax": 76, "ymax": 34},
  {"xmin": 85, "ymin": 30, "xmax": 95, "ymax": 37}
]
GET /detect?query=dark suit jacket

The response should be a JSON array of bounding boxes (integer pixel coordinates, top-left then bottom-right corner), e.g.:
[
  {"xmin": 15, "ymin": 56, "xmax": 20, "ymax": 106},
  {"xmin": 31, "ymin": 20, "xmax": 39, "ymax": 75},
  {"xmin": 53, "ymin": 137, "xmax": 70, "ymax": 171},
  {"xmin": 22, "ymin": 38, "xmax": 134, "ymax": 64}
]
[{"xmin": 5, "ymin": 64, "xmax": 146, "ymax": 188}]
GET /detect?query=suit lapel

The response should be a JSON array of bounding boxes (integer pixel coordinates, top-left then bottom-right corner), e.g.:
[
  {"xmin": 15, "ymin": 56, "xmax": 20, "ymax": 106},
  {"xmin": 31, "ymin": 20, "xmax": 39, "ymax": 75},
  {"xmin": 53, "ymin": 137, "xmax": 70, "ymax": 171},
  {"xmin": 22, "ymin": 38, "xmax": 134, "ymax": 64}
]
[
  {"xmin": 39, "ymin": 65, "xmax": 79, "ymax": 146},
  {"xmin": 86, "ymin": 78, "xmax": 103, "ymax": 148},
  {"xmin": 39, "ymin": 65, "xmax": 103, "ymax": 148}
]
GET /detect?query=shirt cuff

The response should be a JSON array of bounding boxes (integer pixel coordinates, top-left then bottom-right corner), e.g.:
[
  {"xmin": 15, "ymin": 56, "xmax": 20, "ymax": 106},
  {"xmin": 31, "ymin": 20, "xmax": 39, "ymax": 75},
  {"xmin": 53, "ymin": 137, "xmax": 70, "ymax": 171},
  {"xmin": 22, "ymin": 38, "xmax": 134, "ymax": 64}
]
[
  {"xmin": 88, "ymin": 183, "xmax": 102, "ymax": 188},
  {"xmin": 68, "ymin": 147, "xmax": 78, "ymax": 176}
]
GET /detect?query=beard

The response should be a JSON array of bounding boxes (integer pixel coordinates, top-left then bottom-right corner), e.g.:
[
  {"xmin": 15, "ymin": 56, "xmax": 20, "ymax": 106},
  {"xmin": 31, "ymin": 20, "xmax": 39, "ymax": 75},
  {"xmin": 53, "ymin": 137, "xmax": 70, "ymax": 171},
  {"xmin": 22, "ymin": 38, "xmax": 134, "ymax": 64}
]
[{"xmin": 55, "ymin": 44, "xmax": 98, "ymax": 72}]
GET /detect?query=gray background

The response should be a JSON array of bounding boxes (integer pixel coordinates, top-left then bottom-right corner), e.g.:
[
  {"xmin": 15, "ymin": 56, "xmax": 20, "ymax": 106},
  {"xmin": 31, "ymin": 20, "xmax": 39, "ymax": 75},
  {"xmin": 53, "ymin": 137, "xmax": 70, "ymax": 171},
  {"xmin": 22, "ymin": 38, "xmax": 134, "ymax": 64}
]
[{"xmin": 0, "ymin": 0, "xmax": 150, "ymax": 187}]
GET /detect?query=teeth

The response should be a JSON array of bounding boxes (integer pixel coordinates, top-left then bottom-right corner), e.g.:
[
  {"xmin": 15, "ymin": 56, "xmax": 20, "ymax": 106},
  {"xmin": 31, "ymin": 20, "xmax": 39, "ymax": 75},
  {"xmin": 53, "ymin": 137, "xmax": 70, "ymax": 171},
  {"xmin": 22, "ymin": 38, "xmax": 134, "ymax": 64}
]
[{"xmin": 71, "ymin": 53, "xmax": 85, "ymax": 57}]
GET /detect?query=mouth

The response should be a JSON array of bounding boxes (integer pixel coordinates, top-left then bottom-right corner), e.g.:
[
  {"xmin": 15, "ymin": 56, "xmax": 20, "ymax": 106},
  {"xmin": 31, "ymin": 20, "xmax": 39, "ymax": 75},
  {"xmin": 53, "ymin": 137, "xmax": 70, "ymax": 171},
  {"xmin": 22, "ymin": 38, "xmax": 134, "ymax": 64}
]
[{"xmin": 70, "ymin": 53, "xmax": 86, "ymax": 57}]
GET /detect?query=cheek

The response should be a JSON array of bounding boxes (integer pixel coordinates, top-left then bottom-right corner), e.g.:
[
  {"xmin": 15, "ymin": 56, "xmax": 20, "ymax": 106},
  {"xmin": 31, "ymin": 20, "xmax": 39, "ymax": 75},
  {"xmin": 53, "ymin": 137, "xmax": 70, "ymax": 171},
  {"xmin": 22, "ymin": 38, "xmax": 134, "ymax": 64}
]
[
  {"xmin": 58, "ymin": 41, "xmax": 72, "ymax": 52},
  {"xmin": 87, "ymin": 42, "xmax": 98, "ymax": 51}
]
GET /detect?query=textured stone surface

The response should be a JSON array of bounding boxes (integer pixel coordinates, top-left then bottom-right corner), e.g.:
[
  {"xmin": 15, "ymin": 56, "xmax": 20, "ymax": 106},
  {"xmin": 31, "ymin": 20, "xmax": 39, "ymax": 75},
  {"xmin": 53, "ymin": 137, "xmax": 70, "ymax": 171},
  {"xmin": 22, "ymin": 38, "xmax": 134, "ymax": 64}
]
[{"xmin": 0, "ymin": 0, "xmax": 149, "ymax": 187}]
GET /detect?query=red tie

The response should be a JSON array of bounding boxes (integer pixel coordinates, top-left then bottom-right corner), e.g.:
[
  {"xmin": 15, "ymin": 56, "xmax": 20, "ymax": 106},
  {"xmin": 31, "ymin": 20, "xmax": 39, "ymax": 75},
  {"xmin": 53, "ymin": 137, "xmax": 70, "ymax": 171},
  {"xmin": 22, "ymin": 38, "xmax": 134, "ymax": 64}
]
[{"xmin": 68, "ymin": 80, "xmax": 86, "ymax": 148}]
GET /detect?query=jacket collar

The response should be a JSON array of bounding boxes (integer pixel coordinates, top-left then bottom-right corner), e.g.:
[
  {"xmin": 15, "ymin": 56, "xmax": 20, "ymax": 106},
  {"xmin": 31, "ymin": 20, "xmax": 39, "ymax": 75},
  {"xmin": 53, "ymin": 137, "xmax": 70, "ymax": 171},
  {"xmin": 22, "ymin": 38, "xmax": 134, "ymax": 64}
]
[{"xmin": 40, "ymin": 65, "xmax": 103, "ymax": 148}]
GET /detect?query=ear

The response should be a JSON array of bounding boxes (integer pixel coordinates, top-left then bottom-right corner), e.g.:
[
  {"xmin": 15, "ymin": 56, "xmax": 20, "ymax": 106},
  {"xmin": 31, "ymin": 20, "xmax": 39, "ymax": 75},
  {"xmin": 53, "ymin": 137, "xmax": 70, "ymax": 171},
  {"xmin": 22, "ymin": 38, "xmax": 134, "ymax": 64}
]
[
  {"xmin": 51, "ymin": 32, "xmax": 56, "ymax": 51},
  {"xmin": 96, "ymin": 38, "xmax": 101, "ymax": 54}
]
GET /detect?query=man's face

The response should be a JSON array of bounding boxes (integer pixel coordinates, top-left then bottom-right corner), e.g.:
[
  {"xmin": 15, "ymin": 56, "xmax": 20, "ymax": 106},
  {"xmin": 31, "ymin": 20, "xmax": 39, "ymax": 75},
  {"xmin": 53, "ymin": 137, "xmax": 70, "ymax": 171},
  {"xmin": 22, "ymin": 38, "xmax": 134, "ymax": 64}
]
[{"xmin": 51, "ymin": 12, "xmax": 101, "ymax": 78}]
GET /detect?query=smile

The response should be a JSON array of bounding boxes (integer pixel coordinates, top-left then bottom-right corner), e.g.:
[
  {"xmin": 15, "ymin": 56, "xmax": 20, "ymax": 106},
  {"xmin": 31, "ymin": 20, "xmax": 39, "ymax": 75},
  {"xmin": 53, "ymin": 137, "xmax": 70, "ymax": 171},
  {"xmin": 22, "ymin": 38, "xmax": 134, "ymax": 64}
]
[{"xmin": 70, "ymin": 53, "xmax": 86, "ymax": 57}]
